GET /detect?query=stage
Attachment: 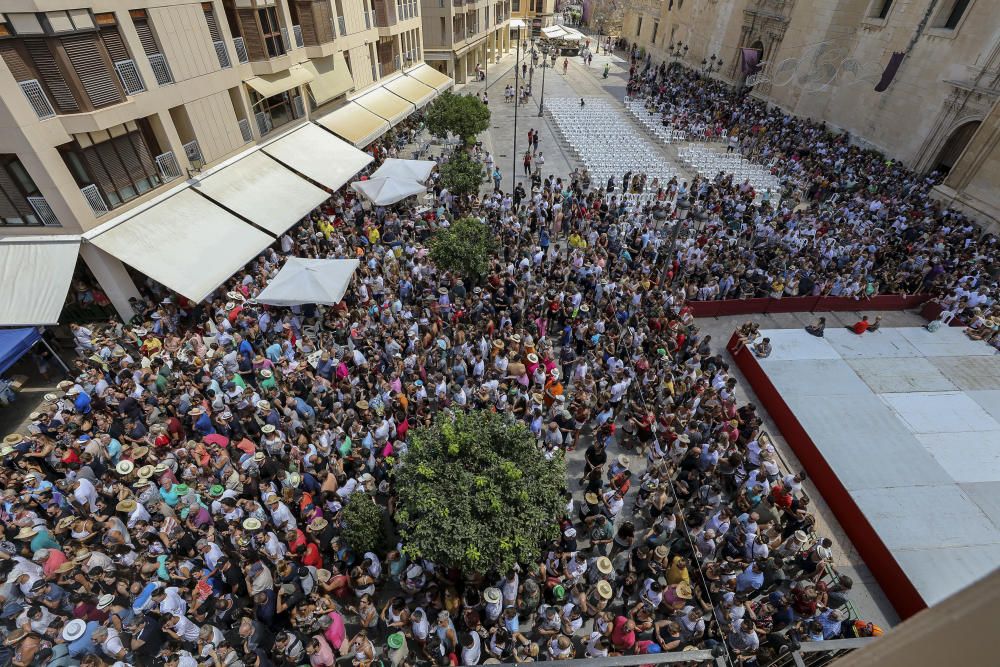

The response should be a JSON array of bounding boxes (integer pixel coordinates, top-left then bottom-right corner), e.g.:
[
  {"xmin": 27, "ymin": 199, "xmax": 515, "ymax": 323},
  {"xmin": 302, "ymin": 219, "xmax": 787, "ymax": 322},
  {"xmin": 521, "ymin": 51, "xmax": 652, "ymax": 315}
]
[{"xmin": 730, "ymin": 326, "xmax": 1000, "ymax": 618}]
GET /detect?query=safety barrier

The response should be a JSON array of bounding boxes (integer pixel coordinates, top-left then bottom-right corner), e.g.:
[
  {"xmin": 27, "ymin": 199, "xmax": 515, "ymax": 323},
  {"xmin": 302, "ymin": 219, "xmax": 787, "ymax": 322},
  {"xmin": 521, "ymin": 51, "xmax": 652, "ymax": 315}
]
[{"xmin": 688, "ymin": 294, "xmax": 930, "ymax": 318}]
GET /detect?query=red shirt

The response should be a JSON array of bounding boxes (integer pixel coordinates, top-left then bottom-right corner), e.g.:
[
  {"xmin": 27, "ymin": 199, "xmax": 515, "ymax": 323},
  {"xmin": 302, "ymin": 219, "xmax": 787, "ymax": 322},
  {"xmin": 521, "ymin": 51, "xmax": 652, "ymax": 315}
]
[
  {"xmin": 611, "ymin": 615, "xmax": 636, "ymax": 651},
  {"xmin": 853, "ymin": 320, "xmax": 870, "ymax": 334},
  {"xmin": 301, "ymin": 542, "xmax": 323, "ymax": 568}
]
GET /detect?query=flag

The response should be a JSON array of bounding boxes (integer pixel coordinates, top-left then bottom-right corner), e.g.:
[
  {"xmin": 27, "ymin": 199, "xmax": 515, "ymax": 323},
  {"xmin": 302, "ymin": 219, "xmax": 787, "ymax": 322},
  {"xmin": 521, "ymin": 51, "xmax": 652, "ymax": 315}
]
[
  {"xmin": 874, "ymin": 51, "xmax": 904, "ymax": 92},
  {"xmin": 740, "ymin": 48, "xmax": 761, "ymax": 76}
]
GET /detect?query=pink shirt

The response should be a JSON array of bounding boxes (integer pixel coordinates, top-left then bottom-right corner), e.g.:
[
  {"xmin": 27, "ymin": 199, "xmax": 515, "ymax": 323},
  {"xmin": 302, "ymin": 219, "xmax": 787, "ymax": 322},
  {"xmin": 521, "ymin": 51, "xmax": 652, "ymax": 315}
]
[
  {"xmin": 324, "ymin": 611, "xmax": 346, "ymax": 651},
  {"xmin": 43, "ymin": 550, "xmax": 68, "ymax": 577},
  {"xmin": 310, "ymin": 634, "xmax": 336, "ymax": 666}
]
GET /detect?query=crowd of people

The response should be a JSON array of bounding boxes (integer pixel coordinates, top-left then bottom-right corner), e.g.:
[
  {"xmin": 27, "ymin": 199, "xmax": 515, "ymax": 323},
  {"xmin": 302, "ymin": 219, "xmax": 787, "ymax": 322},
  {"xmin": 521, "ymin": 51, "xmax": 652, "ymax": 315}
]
[{"xmin": 5, "ymin": 45, "xmax": 996, "ymax": 667}]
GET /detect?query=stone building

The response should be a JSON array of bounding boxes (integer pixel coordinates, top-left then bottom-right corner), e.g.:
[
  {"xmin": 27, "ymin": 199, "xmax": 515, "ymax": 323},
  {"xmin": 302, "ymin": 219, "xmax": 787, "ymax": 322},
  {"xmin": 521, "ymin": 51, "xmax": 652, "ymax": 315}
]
[{"xmin": 621, "ymin": 0, "xmax": 1000, "ymax": 231}]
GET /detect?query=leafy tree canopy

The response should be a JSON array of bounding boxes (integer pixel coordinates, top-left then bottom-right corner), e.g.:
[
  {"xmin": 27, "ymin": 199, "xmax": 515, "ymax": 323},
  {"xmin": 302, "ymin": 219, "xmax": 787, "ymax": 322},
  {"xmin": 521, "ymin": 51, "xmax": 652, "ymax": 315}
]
[
  {"xmin": 342, "ymin": 492, "xmax": 385, "ymax": 555},
  {"xmin": 394, "ymin": 410, "xmax": 567, "ymax": 574},
  {"xmin": 438, "ymin": 150, "xmax": 485, "ymax": 199},
  {"xmin": 429, "ymin": 216, "xmax": 493, "ymax": 282},
  {"xmin": 425, "ymin": 91, "xmax": 491, "ymax": 144}
]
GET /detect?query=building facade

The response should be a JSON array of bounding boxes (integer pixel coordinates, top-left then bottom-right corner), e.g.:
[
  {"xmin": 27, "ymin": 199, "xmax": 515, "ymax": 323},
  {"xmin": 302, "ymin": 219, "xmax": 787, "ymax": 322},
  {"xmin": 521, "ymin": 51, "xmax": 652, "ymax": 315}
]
[
  {"xmin": 621, "ymin": 0, "xmax": 1000, "ymax": 231},
  {"xmin": 0, "ymin": 0, "xmax": 448, "ymax": 322},
  {"xmin": 419, "ymin": 0, "xmax": 511, "ymax": 83},
  {"xmin": 512, "ymin": 0, "xmax": 555, "ymax": 39}
]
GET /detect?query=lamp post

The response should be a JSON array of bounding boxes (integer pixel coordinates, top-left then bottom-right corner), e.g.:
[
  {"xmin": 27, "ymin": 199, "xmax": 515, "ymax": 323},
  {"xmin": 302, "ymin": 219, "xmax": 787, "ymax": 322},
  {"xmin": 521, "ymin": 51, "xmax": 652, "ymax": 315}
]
[
  {"xmin": 537, "ymin": 45, "xmax": 548, "ymax": 116},
  {"xmin": 510, "ymin": 19, "xmax": 526, "ymax": 191},
  {"xmin": 702, "ymin": 53, "xmax": 723, "ymax": 75}
]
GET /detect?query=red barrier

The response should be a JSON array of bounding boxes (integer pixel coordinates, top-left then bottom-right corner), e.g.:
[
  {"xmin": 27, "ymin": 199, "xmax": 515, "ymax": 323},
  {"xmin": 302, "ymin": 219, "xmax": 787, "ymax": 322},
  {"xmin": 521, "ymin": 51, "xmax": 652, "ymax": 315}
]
[
  {"xmin": 727, "ymin": 332, "xmax": 928, "ymax": 620},
  {"xmin": 687, "ymin": 293, "xmax": 931, "ymax": 318}
]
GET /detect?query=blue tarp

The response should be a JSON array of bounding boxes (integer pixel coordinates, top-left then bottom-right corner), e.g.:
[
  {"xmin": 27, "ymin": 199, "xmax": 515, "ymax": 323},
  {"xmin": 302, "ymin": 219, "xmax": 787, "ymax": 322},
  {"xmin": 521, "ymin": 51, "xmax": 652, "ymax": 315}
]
[{"xmin": 0, "ymin": 328, "xmax": 40, "ymax": 376}]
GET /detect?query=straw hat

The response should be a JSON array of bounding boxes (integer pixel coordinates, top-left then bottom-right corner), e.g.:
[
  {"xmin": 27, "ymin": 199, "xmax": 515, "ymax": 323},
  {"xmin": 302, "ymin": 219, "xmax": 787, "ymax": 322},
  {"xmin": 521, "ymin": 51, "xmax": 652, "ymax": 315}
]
[
  {"xmin": 188, "ymin": 408, "xmax": 204, "ymax": 416},
  {"xmin": 307, "ymin": 518, "xmax": 329, "ymax": 533},
  {"xmin": 138, "ymin": 465, "xmax": 155, "ymax": 479},
  {"xmin": 509, "ymin": 334, "xmax": 522, "ymax": 344},
  {"xmin": 316, "ymin": 569, "xmax": 332, "ymax": 583},
  {"xmin": 617, "ymin": 454, "xmax": 631, "ymax": 468},
  {"xmin": 116, "ymin": 499, "xmax": 137, "ymax": 513},
  {"xmin": 243, "ymin": 518, "xmax": 262, "ymax": 531},
  {"xmin": 527, "ymin": 353, "xmax": 539, "ymax": 363},
  {"xmin": 3, "ymin": 434, "xmax": 23, "ymax": 446},
  {"xmin": 794, "ymin": 530, "xmax": 809, "ymax": 544},
  {"xmin": 116, "ymin": 460, "xmax": 135, "ymax": 475},
  {"xmin": 356, "ymin": 400, "xmax": 369, "ymax": 411},
  {"xmin": 256, "ymin": 400, "xmax": 271, "ymax": 411},
  {"xmin": 492, "ymin": 339, "xmax": 505, "ymax": 350},
  {"xmin": 596, "ymin": 580, "xmax": 613, "ymax": 600},
  {"xmin": 261, "ymin": 369, "xmax": 273, "ymax": 378},
  {"xmin": 153, "ymin": 463, "xmax": 168, "ymax": 474},
  {"xmin": 97, "ymin": 593, "xmax": 115, "ymax": 609},
  {"xmin": 261, "ymin": 424, "xmax": 276, "ymax": 434},
  {"xmin": 63, "ymin": 619, "xmax": 87, "ymax": 641},
  {"xmin": 484, "ymin": 587, "xmax": 501, "ymax": 604},
  {"xmin": 596, "ymin": 557, "xmax": 613, "ymax": 575},
  {"xmin": 584, "ymin": 492, "xmax": 599, "ymax": 505},
  {"xmin": 54, "ymin": 561, "xmax": 75, "ymax": 574},
  {"xmin": 675, "ymin": 582, "xmax": 693, "ymax": 599},
  {"xmin": 14, "ymin": 526, "xmax": 38, "ymax": 540},
  {"xmin": 549, "ymin": 369, "xmax": 560, "ymax": 380}
]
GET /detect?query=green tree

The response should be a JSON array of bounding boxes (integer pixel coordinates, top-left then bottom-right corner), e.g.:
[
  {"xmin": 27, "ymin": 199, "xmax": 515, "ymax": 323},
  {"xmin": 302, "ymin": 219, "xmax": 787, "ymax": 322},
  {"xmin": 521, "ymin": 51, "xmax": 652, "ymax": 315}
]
[
  {"xmin": 342, "ymin": 493, "xmax": 385, "ymax": 555},
  {"xmin": 424, "ymin": 91, "xmax": 491, "ymax": 144},
  {"xmin": 438, "ymin": 150, "xmax": 485, "ymax": 199},
  {"xmin": 394, "ymin": 410, "xmax": 567, "ymax": 574},
  {"xmin": 429, "ymin": 216, "xmax": 492, "ymax": 282}
]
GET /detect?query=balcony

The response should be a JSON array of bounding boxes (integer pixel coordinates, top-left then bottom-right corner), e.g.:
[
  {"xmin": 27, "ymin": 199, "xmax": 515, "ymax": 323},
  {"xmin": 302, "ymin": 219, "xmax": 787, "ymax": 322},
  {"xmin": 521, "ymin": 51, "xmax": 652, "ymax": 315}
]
[
  {"xmin": 81, "ymin": 184, "xmax": 109, "ymax": 217},
  {"xmin": 114, "ymin": 60, "xmax": 146, "ymax": 95},
  {"xmin": 214, "ymin": 40, "xmax": 232, "ymax": 68},
  {"xmin": 293, "ymin": 24, "xmax": 304, "ymax": 48},
  {"xmin": 26, "ymin": 196, "xmax": 59, "ymax": 226},
  {"xmin": 238, "ymin": 118, "xmax": 253, "ymax": 143},
  {"xmin": 18, "ymin": 80, "xmax": 56, "ymax": 120},
  {"xmin": 148, "ymin": 53, "xmax": 173, "ymax": 85},
  {"xmin": 234, "ymin": 36, "xmax": 249, "ymax": 63}
]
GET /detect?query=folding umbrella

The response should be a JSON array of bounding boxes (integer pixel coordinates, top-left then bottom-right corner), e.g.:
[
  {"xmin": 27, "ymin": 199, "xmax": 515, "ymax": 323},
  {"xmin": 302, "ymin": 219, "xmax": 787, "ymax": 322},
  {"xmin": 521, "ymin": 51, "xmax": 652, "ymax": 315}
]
[
  {"xmin": 255, "ymin": 258, "xmax": 360, "ymax": 306},
  {"xmin": 351, "ymin": 177, "xmax": 426, "ymax": 206},
  {"xmin": 371, "ymin": 158, "xmax": 437, "ymax": 183}
]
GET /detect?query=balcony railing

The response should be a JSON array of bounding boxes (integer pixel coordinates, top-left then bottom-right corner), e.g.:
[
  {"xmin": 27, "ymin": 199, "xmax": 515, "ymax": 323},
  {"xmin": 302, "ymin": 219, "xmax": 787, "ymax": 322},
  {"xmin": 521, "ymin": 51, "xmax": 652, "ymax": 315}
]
[
  {"xmin": 214, "ymin": 39, "xmax": 232, "ymax": 69},
  {"xmin": 255, "ymin": 111, "xmax": 273, "ymax": 137},
  {"xmin": 27, "ymin": 196, "xmax": 59, "ymax": 226},
  {"xmin": 81, "ymin": 185, "xmax": 109, "ymax": 217},
  {"xmin": 114, "ymin": 59, "xmax": 146, "ymax": 95},
  {"xmin": 371, "ymin": 62, "xmax": 378, "ymax": 82},
  {"xmin": 280, "ymin": 26, "xmax": 290, "ymax": 51},
  {"xmin": 18, "ymin": 80, "xmax": 55, "ymax": 119},
  {"xmin": 238, "ymin": 118, "xmax": 253, "ymax": 143},
  {"xmin": 182, "ymin": 140, "xmax": 202, "ymax": 165},
  {"xmin": 293, "ymin": 24, "xmax": 304, "ymax": 48},
  {"xmin": 338, "ymin": 16, "xmax": 347, "ymax": 35},
  {"xmin": 364, "ymin": 11, "xmax": 372, "ymax": 29},
  {"xmin": 234, "ymin": 36, "xmax": 249, "ymax": 63},
  {"xmin": 393, "ymin": 54, "xmax": 401, "ymax": 71},
  {"xmin": 292, "ymin": 95, "xmax": 305, "ymax": 119},
  {"xmin": 155, "ymin": 151, "xmax": 182, "ymax": 181},
  {"xmin": 148, "ymin": 53, "xmax": 173, "ymax": 85}
]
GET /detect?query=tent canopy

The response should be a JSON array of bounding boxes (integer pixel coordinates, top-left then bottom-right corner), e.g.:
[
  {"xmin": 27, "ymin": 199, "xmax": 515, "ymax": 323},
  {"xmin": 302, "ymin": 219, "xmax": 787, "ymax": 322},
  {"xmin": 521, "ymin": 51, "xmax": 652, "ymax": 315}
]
[
  {"xmin": 351, "ymin": 177, "xmax": 426, "ymax": 206},
  {"xmin": 371, "ymin": 158, "xmax": 436, "ymax": 182},
  {"xmin": 0, "ymin": 328, "xmax": 41, "ymax": 376},
  {"xmin": 0, "ymin": 238, "xmax": 80, "ymax": 326},
  {"xmin": 256, "ymin": 258, "xmax": 359, "ymax": 306}
]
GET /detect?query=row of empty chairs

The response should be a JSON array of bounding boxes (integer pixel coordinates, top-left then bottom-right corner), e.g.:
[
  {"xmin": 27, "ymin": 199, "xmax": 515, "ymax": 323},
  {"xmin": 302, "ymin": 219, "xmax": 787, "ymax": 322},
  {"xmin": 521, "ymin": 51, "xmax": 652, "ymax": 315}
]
[
  {"xmin": 545, "ymin": 97, "xmax": 677, "ymax": 187},
  {"xmin": 677, "ymin": 145, "xmax": 782, "ymax": 204},
  {"xmin": 624, "ymin": 98, "xmax": 690, "ymax": 144}
]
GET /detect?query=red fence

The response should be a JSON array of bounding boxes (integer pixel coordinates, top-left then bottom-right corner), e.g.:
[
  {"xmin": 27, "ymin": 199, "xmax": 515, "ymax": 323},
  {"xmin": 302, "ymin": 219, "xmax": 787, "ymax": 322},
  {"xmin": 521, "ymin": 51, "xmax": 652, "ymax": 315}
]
[
  {"xmin": 727, "ymin": 331, "xmax": 928, "ymax": 620},
  {"xmin": 688, "ymin": 294, "xmax": 931, "ymax": 318}
]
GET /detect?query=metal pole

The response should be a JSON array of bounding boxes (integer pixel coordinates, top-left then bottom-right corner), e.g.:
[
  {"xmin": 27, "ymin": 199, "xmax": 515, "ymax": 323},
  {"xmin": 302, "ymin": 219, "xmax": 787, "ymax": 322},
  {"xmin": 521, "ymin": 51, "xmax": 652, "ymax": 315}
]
[
  {"xmin": 511, "ymin": 29, "xmax": 520, "ymax": 191},
  {"xmin": 537, "ymin": 53, "xmax": 547, "ymax": 116}
]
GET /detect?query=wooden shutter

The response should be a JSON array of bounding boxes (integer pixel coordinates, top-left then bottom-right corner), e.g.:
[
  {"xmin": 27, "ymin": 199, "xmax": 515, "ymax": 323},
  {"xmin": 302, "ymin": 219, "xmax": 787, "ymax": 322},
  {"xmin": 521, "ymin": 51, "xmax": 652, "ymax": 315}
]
[
  {"xmin": 314, "ymin": 0, "xmax": 335, "ymax": 43},
  {"xmin": 100, "ymin": 27, "xmax": 130, "ymax": 62},
  {"xmin": 204, "ymin": 8, "xmax": 222, "ymax": 42},
  {"xmin": 83, "ymin": 146, "xmax": 116, "ymax": 199},
  {"xmin": 24, "ymin": 39, "xmax": 79, "ymax": 112},
  {"xmin": 0, "ymin": 165, "xmax": 32, "ymax": 218},
  {"xmin": 133, "ymin": 19, "xmax": 160, "ymax": 57},
  {"xmin": 238, "ymin": 9, "xmax": 266, "ymax": 60},
  {"xmin": 62, "ymin": 34, "xmax": 124, "ymax": 108},
  {"xmin": 94, "ymin": 140, "xmax": 132, "ymax": 192},
  {"xmin": 297, "ymin": 1, "xmax": 317, "ymax": 45},
  {"xmin": 0, "ymin": 43, "xmax": 32, "ymax": 81},
  {"xmin": 131, "ymin": 132, "xmax": 157, "ymax": 177}
]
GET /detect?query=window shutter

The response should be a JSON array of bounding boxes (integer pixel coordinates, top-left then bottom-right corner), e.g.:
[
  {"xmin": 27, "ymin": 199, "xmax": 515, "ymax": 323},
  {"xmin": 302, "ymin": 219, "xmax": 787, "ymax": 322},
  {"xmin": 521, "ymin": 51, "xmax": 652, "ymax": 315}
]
[
  {"xmin": 24, "ymin": 39, "xmax": 79, "ymax": 112},
  {"xmin": 204, "ymin": 8, "xmax": 222, "ymax": 42},
  {"xmin": 314, "ymin": 0, "xmax": 335, "ymax": 43},
  {"xmin": 133, "ymin": 19, "xmax": 160, "ymax": 57},
  {"xmin": 0, "ymin": 43, "xmax": 33, "ymax": 81},
  {"xmin": 297, "ymin": 1, "xmax": 317, "ymax": 45},
  {"xmin": 84, "ymin": 146, "xmax": 116, "ymax": 199},
  {"xmin": 95, "ymin": 140, "xmax": 132, "ymax": 192},
  {"xmin": 238, "ymin": 8, "xmax": 266, "ymax": 60},
  {"xmin": 62, "ymin": 34, "xmax": 124, "ymax": 108},
  {"xmin": 101, "ymin": 27, "xmax": 130, "ymax": 62},
  {"xmin": 0, "ymin": 166, "xmax": 32, "ymax": 218}
]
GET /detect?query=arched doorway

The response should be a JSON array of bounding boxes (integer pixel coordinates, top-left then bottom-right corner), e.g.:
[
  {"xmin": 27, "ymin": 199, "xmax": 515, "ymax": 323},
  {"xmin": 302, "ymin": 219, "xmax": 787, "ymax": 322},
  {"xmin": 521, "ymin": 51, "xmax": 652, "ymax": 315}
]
[{"xmin": 933, "ymin": 120, "xmax": 980, "ymax": 175}]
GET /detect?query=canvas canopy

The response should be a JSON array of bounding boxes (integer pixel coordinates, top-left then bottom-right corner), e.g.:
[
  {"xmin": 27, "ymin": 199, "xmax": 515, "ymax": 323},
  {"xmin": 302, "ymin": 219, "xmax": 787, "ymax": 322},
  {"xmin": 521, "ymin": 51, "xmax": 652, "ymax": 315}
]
[
  {"xmin": 351, "ymin": 177, "xmax": 426, "ymax": 206},
  {"xmin": 255, "ymin": 257, "xmax": 359, "ymax": 306},
  {"xmin": 370, "ymin": 158, "xmax": 436, "ymax": 182}
]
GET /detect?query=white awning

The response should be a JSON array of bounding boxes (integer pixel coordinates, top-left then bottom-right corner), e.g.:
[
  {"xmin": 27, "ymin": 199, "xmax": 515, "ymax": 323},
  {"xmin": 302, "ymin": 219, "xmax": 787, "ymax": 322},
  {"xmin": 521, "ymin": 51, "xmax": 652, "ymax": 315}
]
[
  {"xmin": 315, "ymin": 102, "xmax": 390, "ymax": 147},
  {"xmin": 0, "ymin": 238, "xmax": 80, "ymax": 326},
  {"xmin": 87, "ymin": 189, "xmax": 274, "ymax": 303},
  {"xmin": 352, "ymin": 177, "xmax": 426, "ymax": 206},
  {"xmin": 300, "ymin": 53, "xmax": 354, "ymax": 106},
  {"xmin": 404, "ymin": 63, "xmax": 454, "ymax": 92},
  {"xmin": 371, "ymin": 158, "xmax": 436, "ymax": 182},
  {"xmin": 193, "ymin": 151, "xmax": 329, "ymax": 236},
  {"xmin": 262, "ymin": 123, "xmax": 373, "ymax": 190},
  {"xmin": 383, "ymin": 74, "xmax": 436, "ymax": 108},
  {"xmin": 352, "ymin": 86, "xmax": 415, "ymax": 126},
  {"xmin": 256, "ymin": 257, "xmax": 359, "ymax": 306},
  {"xmin": 245, "ymin": 64, "xmax": 314, "ymax": 99}
]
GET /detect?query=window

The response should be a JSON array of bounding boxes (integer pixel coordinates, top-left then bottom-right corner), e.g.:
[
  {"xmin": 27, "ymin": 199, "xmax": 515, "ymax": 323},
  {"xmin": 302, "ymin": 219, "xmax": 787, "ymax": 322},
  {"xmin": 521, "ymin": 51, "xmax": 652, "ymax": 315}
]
[
  {"xmin": 0, "ymin": 156, "xmax": 47, "ymax": 226},
  {"xmin": 258, "ymin": 6, "xmax": 286, "ymax": 57},
  {"xmin": 252, "ymin": 90, "xmax": 296, "ymax": 132},
  {"xmin": 61, "ymin": 127, "xmax": 163, "ymax": 209},
  {"xmin": 936, "ymin": 0, "xmax": 972, "ymax": 29},
  {"xmin": 512, "ymin": 0, "xmax": 520, "ymax": 12},
  {"xmin": 868, "ymin": 0, "xmax": 893, "ymax": 19}
]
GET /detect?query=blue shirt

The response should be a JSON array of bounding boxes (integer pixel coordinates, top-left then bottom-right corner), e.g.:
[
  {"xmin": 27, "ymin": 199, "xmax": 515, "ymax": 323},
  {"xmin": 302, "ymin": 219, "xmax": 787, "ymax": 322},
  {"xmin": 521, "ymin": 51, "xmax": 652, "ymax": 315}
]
[
  {"xmin": 74, "ymin": 392, "xmax": 92, "ymax": 415},
  {"xmin": 735, "ymin": 565, "xmax": 763, "ymax": 593},
  {"xmin": 68, "ymin": 620, "xmax": 99, "ymax": 657}
]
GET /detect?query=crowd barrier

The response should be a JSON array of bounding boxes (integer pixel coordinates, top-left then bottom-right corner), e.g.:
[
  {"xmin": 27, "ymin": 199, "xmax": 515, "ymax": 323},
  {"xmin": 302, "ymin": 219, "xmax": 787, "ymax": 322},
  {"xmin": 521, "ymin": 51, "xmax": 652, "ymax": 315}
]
[
  {"xmin": 727, "ymin": 331, "xmax": 928, "ymax": 620},
  {"xmin": 687, "ymin": 293, "xmax": 931, "ymax": 318}
]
